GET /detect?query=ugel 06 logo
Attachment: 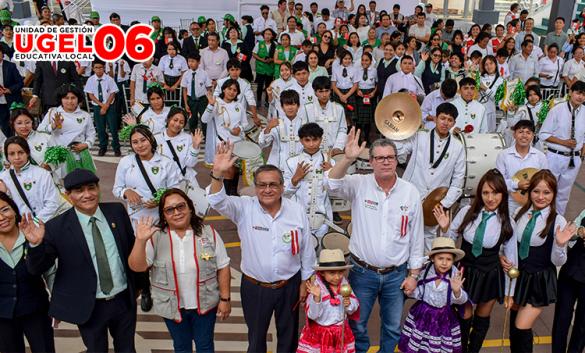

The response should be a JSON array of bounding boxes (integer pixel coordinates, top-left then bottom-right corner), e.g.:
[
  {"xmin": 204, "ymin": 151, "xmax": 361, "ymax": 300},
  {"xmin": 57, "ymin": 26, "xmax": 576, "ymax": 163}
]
[{"xmin": 14, "ymin": 24, "xmax": 155, "ymax": 62}]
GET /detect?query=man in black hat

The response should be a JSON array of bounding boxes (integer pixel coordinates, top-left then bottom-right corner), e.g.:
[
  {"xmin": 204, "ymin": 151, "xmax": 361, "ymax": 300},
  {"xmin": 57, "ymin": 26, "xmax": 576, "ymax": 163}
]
[{"xmin": 24, "ymin": 168, "xmax": 138, "ymax": 353}]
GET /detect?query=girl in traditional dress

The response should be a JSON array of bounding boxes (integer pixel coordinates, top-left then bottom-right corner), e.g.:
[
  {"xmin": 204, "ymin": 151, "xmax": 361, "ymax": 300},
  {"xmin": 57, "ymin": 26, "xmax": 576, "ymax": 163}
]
[
  {"xmin": 508, "ymin": 170, "xmax": 575, "ymax": 353},
  {"xmin": 433, "ymin": 169, "xmax": 516, "ymax": 352},
  {"xmin": 297, "ymin": 249, "xmax": 359, "ymax": 353},
  {"xmin": 398, "ymin": 237, "xmax": 467, "ymax": 353}
]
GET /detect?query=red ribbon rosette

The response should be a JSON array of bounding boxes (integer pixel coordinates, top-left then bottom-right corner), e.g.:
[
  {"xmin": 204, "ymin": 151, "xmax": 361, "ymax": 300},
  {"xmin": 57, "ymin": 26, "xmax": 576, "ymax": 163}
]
[{"xmin": 464, "ymin": 124, "xmax": 474, "ymax": 133}]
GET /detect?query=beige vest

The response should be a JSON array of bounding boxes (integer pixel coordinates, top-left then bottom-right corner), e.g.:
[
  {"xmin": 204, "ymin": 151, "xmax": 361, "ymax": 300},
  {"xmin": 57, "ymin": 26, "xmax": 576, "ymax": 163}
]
[{"xmin": 149, "ymin": 225, "xmax": 220, "ymax": 322}]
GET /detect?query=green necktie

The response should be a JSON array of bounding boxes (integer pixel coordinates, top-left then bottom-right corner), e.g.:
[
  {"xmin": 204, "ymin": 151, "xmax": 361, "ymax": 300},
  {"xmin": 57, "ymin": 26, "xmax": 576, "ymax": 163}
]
[
  {"xmin": 97, "ymin": 79, "xmax": 103, "ymax": 102},
  {"xmin": 90, "ymin": 217, "xmax": 113, "ymax": 294},
  {"xmin": 472, "ymin": 211, "xmax": 495, "ymax": 257},
  {"xmin": 519, "ymin": 210, "xmax": 541, "ymax": 260},
  {"xmin": 191, "ymin": 72, "xmax": 196, "ymax": 98}
]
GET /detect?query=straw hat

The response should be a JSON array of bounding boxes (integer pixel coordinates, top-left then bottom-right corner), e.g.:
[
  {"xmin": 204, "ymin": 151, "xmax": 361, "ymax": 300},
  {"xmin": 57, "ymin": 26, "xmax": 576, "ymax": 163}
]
[
  {"xmin": 313, "ymin": 249, "xmax": 353, "ymax": 271},
  {"xmin": 427, "ymin": 237, "xmax": 465, "ymax": 262}
]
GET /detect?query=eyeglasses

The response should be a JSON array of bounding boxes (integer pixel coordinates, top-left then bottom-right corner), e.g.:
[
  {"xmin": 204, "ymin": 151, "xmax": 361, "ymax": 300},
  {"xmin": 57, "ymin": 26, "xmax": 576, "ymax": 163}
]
[
  {"xmin": 163, "ymin": 202, "xmax": 188, "ymax": 215},
  {"xmin": 255, "ymin": 182, "xmax": 282, "ymax": 190},
  {"xmin": 372, "ymin": 155, "xmax": 397, "ymax": 162},
  {"xmin": 432, "ymin": 54, "xmax": 441, "ymax": 57},
  {"xmin": 323, "ymin": 35, "xmax": 331, "ymax": 39}
]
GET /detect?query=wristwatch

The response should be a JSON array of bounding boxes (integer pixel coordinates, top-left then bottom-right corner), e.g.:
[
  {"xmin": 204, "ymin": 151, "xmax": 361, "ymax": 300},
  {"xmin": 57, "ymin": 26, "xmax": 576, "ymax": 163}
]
[
  {"xmin": 220, "ymin": 297, "xmax": 230, "ymax": 302},
  {"xmin": 210, "ymin": 172, "xmax": 223, "ymax": 181}
]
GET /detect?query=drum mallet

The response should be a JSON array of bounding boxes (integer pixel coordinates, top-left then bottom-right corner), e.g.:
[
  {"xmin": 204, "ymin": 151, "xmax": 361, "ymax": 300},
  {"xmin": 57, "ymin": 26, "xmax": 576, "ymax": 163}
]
[
  {"xmin": 340, "ymin": 283, "xmax": 352, "ymax": 352},
  {"xmin": 501, "ymin": 267, "xmax": 520, "ymax": 352}
]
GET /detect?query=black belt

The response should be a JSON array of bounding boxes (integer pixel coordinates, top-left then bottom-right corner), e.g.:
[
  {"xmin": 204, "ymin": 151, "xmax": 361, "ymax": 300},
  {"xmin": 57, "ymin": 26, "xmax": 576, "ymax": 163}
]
[
  {"xmin": 350, "ymin": 253, "xmax": 397, "ymax": 274},
  {"xmin": 548, "ymin": 147, "xmax": 580, "ymax": 157},
  {"xmin": 96, "ymin": 290, "xmax": 125, "ymax": 302},
  {"xmin": 243, "ymin": 274, "xmax": 288, "ymax": 289}
]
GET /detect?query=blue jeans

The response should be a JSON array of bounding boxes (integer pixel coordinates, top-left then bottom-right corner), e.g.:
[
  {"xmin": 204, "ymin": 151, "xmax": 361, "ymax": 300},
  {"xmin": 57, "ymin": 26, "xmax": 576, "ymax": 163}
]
[
  {"xmin": 348, "ymin": 259, "xmax": 407, "ymax": 353},
  {"xmin": 163, "ymin": 307, "xmax": 217, "ymax": 353}
]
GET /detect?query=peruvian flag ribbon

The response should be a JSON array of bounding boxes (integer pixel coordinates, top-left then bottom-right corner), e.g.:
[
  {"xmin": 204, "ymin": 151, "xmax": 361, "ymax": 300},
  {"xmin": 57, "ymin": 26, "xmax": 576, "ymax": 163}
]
[
  {"xmin": 291, "ymin": 230, "xmax": 300, "ymax": 255},
  {"xmin": 400, "ymin": 215, "xmax": 408, "ymax": 237}
]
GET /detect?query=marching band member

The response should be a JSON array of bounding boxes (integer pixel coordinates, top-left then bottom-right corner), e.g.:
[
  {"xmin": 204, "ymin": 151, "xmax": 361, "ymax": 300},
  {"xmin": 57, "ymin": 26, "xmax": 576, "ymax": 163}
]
[
  {"xmin": 303, "ymin": 76, "xmax": 347, "ymax": 156},
  {"xmin": 382, "ymin": 55, "xmax": 425, "ymax": 99},
  {"xmin": 496, "ymin": 120, "xmax": 549, "ymax": 215},
  {"xmin": 395, "ymin": 102, "xmax": 466, "ymax": 252},
  {"xmin": 331, "ymin": 50, "xmax": 358, "ymax": 124},
  {"xmin": 434, "ymin": 169, "xmax": 516, "ymax": 353},
  {"xmin": 509, "ymin": 170, "xmax": 575, "ymax": 353},
  {"xmin": 258, "ymin": 90, "xmax": 305, "ymax": 171},
  {"xmin": 290, "ymin": 61, "xmax": 317, "ymax": 106},
  {"xmin": 420, "ymin": 79, "xmax": 458, "ymax": 130},
  {"xmin": 479, "ymin": 55, "xmax": 504, "ymax": 133},
  {"xmin": 154, "ymin": 106, "xmax": 203, "ymax": 188},
  {"xmin": 267, "ymin": 62, "xmax": 295, "ymax": 120},
  {"xmin": 37, "ymin": 84, "xmax": 97, "ymax": 182},
  {"xmin": 452, "ymin": 77, "xmax": 488, "ymax": 134},
  {"xmin": 213, "ymin": 59, "xmax": 260, "ymax": 127},
  {"xmin": 0, "ymin": 136, "xmax": 60, "ymax": 222},
  {"xmin": 538, "ymin": 80, "xmax": 585, "ymax": 215},
  {"xmin": 10, "ymin": 107, "xmax": 51, "ymax": 167},
  {"xmin": 284, "ymin": 123, "xmax": 333, "ymax": 239},
  {"xmin": 203, "ymin": 78, "xmax": 247, "ymax": 195},
  {"xmin": 132, "ymin": 85, "xmax": 171, "ymax": 136},
  {"xmin": 506, "ymin": 85, "xmax": 544, "ymax": 147}
]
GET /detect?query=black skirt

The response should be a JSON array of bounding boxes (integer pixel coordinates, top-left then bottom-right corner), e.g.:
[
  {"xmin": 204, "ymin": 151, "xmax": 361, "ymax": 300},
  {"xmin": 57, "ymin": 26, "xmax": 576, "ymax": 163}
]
[
  {"xmin": 333, "ymin": 88, "xmax": 356, "ymax": 124},
  {"xmin": 462, "ymin": 263, "xmax": 505, "ymax": 304},
  {"xmin": 513, "ymin": 266, "xmax": 558, "ymax": 307},
  {"xmin": 355, "ymin": 88, "xmax": 376, "ymax": 125}
]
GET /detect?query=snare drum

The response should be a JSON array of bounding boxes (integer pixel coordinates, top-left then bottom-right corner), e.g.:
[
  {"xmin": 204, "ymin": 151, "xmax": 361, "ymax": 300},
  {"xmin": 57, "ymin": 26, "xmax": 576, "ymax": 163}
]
[
  {"xmin": 356, "ymin": 149, "xmax": 372, "ymax": 171},
  {"xmin": 331, "ymin": 198, "xmax": 351, "ymax": 212},
  {"xmin": 321, "ymin": 231, "xmax": 350, "ymax": 256},
  {"xmin": 457, "ymin": 133, "xmax": 506, "ymax": 197},
  {"xmin": 233, "ymin": 141, "xmax": 264, "ymax": 186},
  {"xmin": 245, "ymin": 115, "xmax": 262, "ymax": 143},
  {"xmin": 186, "ymin": 184, "xmax": 210, "ymax": 218},
  {"xmin": 332, "ymin": 153, "xmax": 356, "ymax": 174}
]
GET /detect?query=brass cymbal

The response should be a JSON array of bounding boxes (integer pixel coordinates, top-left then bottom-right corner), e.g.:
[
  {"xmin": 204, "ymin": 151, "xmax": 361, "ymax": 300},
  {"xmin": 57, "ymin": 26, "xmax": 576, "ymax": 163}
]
[
  {"xmin": 423, "ymin": 187, "xmax": 449, "ymax": 227},
  {"xmin": 511, "ymin": 168, "xmax": 539, "ymax": 184},
  {"xmin": 375, "ymin": 92, "xmax": 422, "ymax": 141}
]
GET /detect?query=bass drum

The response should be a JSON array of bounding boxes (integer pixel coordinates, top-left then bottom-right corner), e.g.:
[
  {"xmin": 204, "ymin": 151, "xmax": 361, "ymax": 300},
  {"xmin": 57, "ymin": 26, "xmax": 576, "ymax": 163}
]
[
  {"xmin": 457, "ymin": 133, "xmax": 506, "ymax": 197},
  {"xmin": 321, "ymin": 231, "xmax": 350, "ymax": 256},
  {"xmin": 186, "ymin": 184, "xmax": 210, "ymax": 219}
]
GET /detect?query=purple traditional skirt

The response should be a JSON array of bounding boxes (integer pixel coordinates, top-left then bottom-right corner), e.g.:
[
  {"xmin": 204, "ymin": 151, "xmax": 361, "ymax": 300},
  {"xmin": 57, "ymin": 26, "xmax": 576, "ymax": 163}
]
[{"xmin": 398, "ymin": 301, "xmax": 462, "ymax": 353}]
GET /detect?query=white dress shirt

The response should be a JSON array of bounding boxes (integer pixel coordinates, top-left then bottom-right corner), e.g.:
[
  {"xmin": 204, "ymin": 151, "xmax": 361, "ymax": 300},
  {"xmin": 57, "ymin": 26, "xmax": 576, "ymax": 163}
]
[
  {"xmin": 303, "ymin": 101, "xmax": 347, "ymax": 151},
  {"xmin": 253, "ymin": 16, "xmax": 278, "ymax": 41},
  {"xmin": 158, "ymin": 55, "xmax": 188, "ymax": 77},
  {"xmin": 180, "ymin": 68, "xmax": 212, "ymax": 98},
  {"xmin": 207, "ymin": 186, "xmax": 316, "ymax": 282},
  {"xmin": 509, "ymin": 53, "xmax": 538, "ymax": 83},
  {"xmin": 468, "ymin": 44, "xmax": 493, "ymax": 57},
  {"xmin": 106, "ymin": 59, "xmax": 131, "ymax": 83},
  {"xmin": 331, "ymin": 64, "xmax": 356, "ymax": 90},
  {"xmin": 383, "ymin": 71, "xmax": 425, "ymax": 97},
  {"xmin": 280, "ymin": 30, "xmax": 306, "ymax": 47},
  {"xmin": 538, "ymin": 56, "xmax": 564, "ymax": 87},
  {"xmin": 130, "ymin": 64, "xmax": 164, "ymax": 104},
  {"xmin": 396, "ymin": 130, "xmax": 466, "ymax": 208},
  {"xmin": 562, "ymin": 58, "xmax": 585, "ymax": 80},
  {"xmin": 539, "ymin": 101, "xmax": 585, "ymax": 152},
  {"xmin": 421, "ymin": 89, "xmax": 453, "ymax": 129},
  {"xmin": 326, "ymin": 174, "xmax": 425, "ymax": 269},
  {"xmin": 355, "ymin": 66, "xmax": 378, "ymax": 89},
  {"xmin": 84, "ymin": 74, "xmax": 119, "ymax": 105}
]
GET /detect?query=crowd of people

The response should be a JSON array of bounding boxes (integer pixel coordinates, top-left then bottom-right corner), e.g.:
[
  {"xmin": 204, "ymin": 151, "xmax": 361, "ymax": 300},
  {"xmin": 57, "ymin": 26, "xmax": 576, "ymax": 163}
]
[{"xmin": 0, "ymin": 0, "xmax": 585, "ymax": 353}]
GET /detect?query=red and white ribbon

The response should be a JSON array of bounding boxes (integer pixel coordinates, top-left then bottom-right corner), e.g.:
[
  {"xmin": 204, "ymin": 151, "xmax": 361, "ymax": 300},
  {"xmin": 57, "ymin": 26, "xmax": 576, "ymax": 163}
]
[
  {"xmin": 291, "ymin": 230, "xmax": 300, "ymax": 255},
  {"xmin": 400, "ymin": 215, "xmax": 408, "ymax": 237}
]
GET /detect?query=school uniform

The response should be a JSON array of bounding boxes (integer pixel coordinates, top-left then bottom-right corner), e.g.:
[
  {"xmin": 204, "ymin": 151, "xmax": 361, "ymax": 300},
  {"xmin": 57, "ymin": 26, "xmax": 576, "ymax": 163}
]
[
  {"xmin": 284, "ymin": 150, "xmax": 334, "ymax": 238},
  {"xmin": 106, "ymin": 59, "xmax": 132, "ymax": 116},
  {"xmin": 506, "ymin": 102, "xmax": 544, "ymax": 149},
  {"xmin": 25, "ymin": 130, "xmax": 51, "ymax": 167},
  {"xmin": 479, "ymin": 73, "xmax": 504, "ymax": 133},
  {"xmin": 303, "ymin": 100, "xmax": 347, "ymax": 153},
  {"xmin": 213, "ymin": 77, "xmax": 256, "ymax": 111},
  {"xmin": 268, "ymin": 77, "xmax": 295, "ymax": 119},
  {"xmin": 84, "ymin": 73, "xmax": 120, "ymax": 152},
  {"xmin": 396, "ymin": 129, "xmax": 466, "ymax": 251},
  {"xmin": 112, "ymin": 152, "xmax": 182, "ymax": 226},
  {"xmin": 382, "ymin": 70, "xmax": 425, "ymax": 98},
  {"xmin": 539, "ymin": 101, "xmax": 585, "ymax": 215},
  {"xmin": 180, "ymin": 68, "xmax": 212, "ymax": 131},
  {"xmin": 130, "ymin": 64, "xmax": 164, "ymax": 104},
  {"xmin": 331, "ymin": 64, "xmax": 357, "ymax": 123},
  {"xmin": 496, "ymin": 146, "xmax": 548, "ymax": 214},
  {"xmin": 420, "ymin": 89, "xmax": 454, "ymax": 130},
  {"xmin": 452, "ymin": 96, "xmax": 488, "ymax": 133},
  {"xmin": 201, "ymin": 98, "xmax": 247, "ymax": 164},
  {"xmin": 0, "ymin": 163, "xmax": 60, "ymax": 222},
  {"xmin": 354, "ymin": 66, "xmax": 377, "ymax": 136},
  {"xmin": 155, "ymin": 130, "xmax": 199, "ymax": 184},
  {"xmin": 158, "ymin": 54, "xmax": 188, "ymax": 86},
  {"xmin": 538, "ymin": 56, "xmax": 564, "ymax": 88},
  {"xmin": 415, "ymin": 60, "xmax": 443, "ymax": 95},
  {"xmin": 377, "ymin": 58, "xmax": 399, "ymax": 97},
  {"xmin": 258, "ymin": 113, "xmax": 306, "ymax": 170},
  {"xmin": 139, "ymin": 106, "xmax": 171, "ymax": 136},
  {"xmin": 289, "ymin": 80, "xmax": 317, "ymax": 107}
]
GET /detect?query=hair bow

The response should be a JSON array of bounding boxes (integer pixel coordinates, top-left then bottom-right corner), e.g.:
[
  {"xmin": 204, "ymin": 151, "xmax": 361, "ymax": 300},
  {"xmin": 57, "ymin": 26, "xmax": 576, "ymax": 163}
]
[
  {"xmin": 9, "ymin": 102, "xmax": 26, "ymax": 111},
  {"xmin": 147, "ymin": 81, "xmax": 164, "ymax": 90}
]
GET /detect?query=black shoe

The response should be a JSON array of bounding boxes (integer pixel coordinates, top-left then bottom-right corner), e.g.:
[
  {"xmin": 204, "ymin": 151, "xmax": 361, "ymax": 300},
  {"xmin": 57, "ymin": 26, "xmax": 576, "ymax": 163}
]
[
  {"xmin": 98, "ymin": 148, "xmax": 106, "ymax": 156},
  {"xmin": 114, "ymin": 149, "xmax": 121, "ymax": 157},
  {"xmin": 140, "ymin": 292, "xmax": 153, "ymax": 312},
  {"xmin": 333, "ymin": 212, "xmax": 342, "ymax": 224}
]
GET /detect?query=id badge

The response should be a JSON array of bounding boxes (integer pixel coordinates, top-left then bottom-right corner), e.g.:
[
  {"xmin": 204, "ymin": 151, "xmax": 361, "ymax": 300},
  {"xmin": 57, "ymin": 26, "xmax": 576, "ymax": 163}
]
[{"xmin": 363, "ymin": 96, "xmax": 370, "ymax": 105}]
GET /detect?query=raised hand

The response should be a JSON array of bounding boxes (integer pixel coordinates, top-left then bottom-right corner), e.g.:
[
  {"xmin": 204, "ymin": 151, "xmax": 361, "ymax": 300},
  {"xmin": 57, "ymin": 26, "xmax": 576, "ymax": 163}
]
[
  {"xmin": 135, "ymin": 216, "xmax": 159, "ymax": 241},
  {"xmin": 192, "ymin": 128, "xmax": 204, "ymax": 148},
  {"xmin": 206, "ymin": 90, "xmax": 216, "ymax": 106},
  {"xmin": 449, "ymin": 269, "xmax": 465, "ymax": 296},
  {"xmin": 264, "ymin": 117, "xmax": 279, "ymax": 133},
  {"xmin": 344, "ymin": 126, "xmax": 366, "ymax": 161},
  {"xmin": 306, "ymin": 279, "xmax": 321, "ymax": 302},
  {"xmin": 212, "ymin": 141, "xmax": 238, "ymax": 176},
  {"xmin": 432, "ymin": 204, "xmax": 450, "ymax": 231},
  {"xmin": 52, "ymin": 112, "xmax": 64, "ymax": 129},
  {"xmin": 20, "ymin": 213, "xmax": 45, "ymax": 246},
  {"xmin": 556, "ymin": 221, "xmax": 577, "ymax": 246},
  {"xmin": 420, "ymin": 51, "xmax": 430, "ymax": 61},
  {"xmin": 292, "ymin": 161, "xmax": 311, "ymax": 186},
  {"xmin": 122, "ymin": 113, "xmax": 137, "ymax": 126}
]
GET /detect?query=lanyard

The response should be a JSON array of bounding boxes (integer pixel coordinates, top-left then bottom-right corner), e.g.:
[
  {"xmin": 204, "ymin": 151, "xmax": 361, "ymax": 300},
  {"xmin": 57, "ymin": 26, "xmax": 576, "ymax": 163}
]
[{"xmin": 429, "ymin": 129, "xmax": 451, "ymax": 169}]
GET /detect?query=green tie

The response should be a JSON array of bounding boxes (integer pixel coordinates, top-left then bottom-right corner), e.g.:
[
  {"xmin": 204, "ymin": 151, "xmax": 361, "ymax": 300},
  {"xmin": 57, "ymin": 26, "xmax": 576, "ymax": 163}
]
[
  {"xmin": 90, "ymin": 217, "xmax": 113, "ymax": 294},
  {"xmin": 191, "ymin": 72, "xmax": 196, "ymax": 98},
  {"xmin": 519, "ymin": 210, "xmax": 541, "ymax": 260},
  {"xmin": 472, "ymin": 211, "xmax": 495, "ymax": 257},
  {"xmin": 97, "ymin": 79, "xmax": 103, "ymax": 102}
]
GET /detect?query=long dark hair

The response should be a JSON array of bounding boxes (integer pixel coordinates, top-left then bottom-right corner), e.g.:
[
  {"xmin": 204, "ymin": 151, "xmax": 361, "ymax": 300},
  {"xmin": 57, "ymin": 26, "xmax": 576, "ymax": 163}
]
[
  {"xmin": 514, "ymin": 169, "xmax": 558, "ymax": 238},
  {"xmin": 129, "ymin": 125, "xmax": 157, "ymax": 154},
  {"xmin": 4, "ymin": 135, "xmax": 31, "ymax": 161},
  {"xmin": 156, "ymin": 188, "xmax": 203, "ymax": 236},
  {"xmin": 0, "ymin": 191, "xmax": 21, "ymax": 224},
  {"xmin": 457, "ymin": 169, "xmax": 514, "ymax": 242}
]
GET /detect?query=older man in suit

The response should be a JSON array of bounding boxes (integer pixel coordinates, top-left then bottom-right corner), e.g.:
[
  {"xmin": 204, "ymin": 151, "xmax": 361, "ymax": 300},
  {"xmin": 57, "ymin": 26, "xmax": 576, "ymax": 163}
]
[
  {"xmin": 25, "ymin": 169, "xmax": 137, "ymax": 353},
  {"xmin": 30, "ymin": 60, "xmax": 80, "ymax": 115},
  {"xmin": 0, "ymin": 44, "xmax": 23, "ymax": 137}
]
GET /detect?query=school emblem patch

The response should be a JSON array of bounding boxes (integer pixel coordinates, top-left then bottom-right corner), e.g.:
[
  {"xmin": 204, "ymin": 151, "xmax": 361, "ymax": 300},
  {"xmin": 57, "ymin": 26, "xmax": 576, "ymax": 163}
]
[
  {"xmin": 34, "ymin": 145, "xmax": 42, "ymax": 152},
  {"xmin": 24, "ymin": 182, "xmax": 32, "ymax": 191},
  {"xmin": 308, "ymin": 95, "xmax": 313, "ymax": 102},
  {"xmin": 76, "ymin": 117, "xmax": 83, "ymax": 124},
  {"xmin": 151, "ymin": 167, "xmax": 159, "ymax": 175},
  {"xmin": 235, "ymin": 107, "xmax": 240, "ymax": 112},
  {"xmin": 282, "ymin": 232, "xmax": 292, "ymax": 243},
  {"xmin": 444, "ymin": 153, "xmax": 449, "ymax": 160},
  {"xmin": 177, "ymin": 144, "xmax": 184, "ymax": 152}
]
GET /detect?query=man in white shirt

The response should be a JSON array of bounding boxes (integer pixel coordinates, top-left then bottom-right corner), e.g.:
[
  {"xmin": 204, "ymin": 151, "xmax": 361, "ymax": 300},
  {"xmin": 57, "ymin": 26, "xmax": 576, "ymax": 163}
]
[
  {"xmin": 326, "ymin": 128, "xmax": 424, "ymax": 353},
  {"xmin": 199, "ymin": 33, "xmax": 229, "ymax": 84},
  {"xmin": 313, "ymin": 8, "xmax": 335, "ymax": 32},
  {"xmin": 383, "ymin": 56, "xmax": 425, "ymax": 99},
  {"xmin": 421, "ymin": 79, "xmax": 458, "ymax": 129},
  {"xmin": 504, "ymin": 3, "xmax": 520, "ymax": 25},
  {"xmin": 254, "ymin": 5, "xmax": 277, "ymax": 42},
  {"xmin": 509, "ymin": 40, "xmax": 539, "ymax": 83},
  {"xmin": 207, "ymin": 143, "xmax": 316, "ymax": 353},
  {"xmin": 423, "ymin": 3, "xmax": 437, "ymax": 28},
  {"xmin": 396, "ymin": 102, "xmax": 466, "ymax": 252},
  {"xmin": 496, "ymin": 120, "xmax": 548, "ymax": 214},
  {"xmin": 515, "ymin": 18, "xmax": 540, "ymax": 51},
  {"xmin": 539, "ymin": 80, "xmax": 585, "ymax": 214},
  {"xmin": 452, "ymin": 77, "xmax": 488, "ymax": 133},
  {"xmin": 408, "ymin": 12, "xmax": 431, "ymax": 44},
  {"xmin": 280, "ymin": 16, "xmax": 306, "ymax": 47}
]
